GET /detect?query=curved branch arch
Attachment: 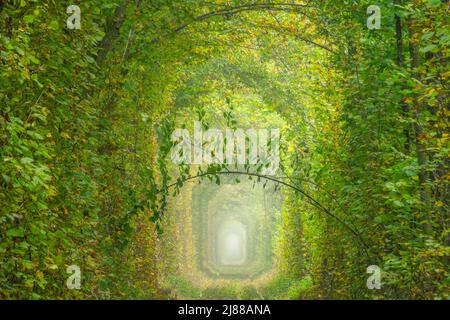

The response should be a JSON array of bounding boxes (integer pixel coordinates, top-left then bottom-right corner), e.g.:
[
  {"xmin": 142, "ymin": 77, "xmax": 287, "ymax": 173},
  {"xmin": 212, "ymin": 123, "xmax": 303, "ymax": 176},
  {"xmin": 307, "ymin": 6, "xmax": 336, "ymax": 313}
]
[
  {"xmin": 151, "ymin": 2, "xmax": 336, "ymax": 54},
  {"xmin": 167, "ymin": 170, "xmax": 370, "ymax": 258},
  {"xmin": 171, "ymin": 58, "xmax": 309, "ymax": 124},
  {"xmin": 172, "ymin": 2, "xmax": 315, "ymax": 34}
]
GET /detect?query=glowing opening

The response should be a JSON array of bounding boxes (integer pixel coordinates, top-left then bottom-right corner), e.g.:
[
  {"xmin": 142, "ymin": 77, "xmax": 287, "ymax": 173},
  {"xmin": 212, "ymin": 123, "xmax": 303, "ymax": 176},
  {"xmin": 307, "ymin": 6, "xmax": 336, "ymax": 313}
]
[{"xmin": 217, "ymin": 220, "xmax": 247, "ymax": 266}]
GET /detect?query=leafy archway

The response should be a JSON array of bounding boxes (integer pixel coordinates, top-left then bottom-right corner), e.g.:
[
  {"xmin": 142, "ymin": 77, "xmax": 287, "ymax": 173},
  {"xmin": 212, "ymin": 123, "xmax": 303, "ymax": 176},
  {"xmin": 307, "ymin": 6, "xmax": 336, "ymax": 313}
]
[{"xmin": 1, "ymin": 0, "xmax": 448, "ymax": 300}]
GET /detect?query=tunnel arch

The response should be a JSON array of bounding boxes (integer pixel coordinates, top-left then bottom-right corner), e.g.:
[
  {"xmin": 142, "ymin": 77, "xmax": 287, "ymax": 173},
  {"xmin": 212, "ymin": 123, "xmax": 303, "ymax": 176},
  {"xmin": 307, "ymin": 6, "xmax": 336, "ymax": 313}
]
[
  {"xmin": 124, "ymin": 0, "xmax": 374, "ymax": 295},
  {"xmin": 140, "ymin": 5, "xmax": 371, "ymax": 266},
  {"xmin": 153, "ymin": 2, "xmax": 338, "ymax": 55}
]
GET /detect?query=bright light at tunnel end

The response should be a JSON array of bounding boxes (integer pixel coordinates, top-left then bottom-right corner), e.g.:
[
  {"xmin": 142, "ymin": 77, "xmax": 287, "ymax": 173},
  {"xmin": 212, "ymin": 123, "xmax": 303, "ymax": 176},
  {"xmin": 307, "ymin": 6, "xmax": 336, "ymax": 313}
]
[{"xmin": 219, "ymin": 221, "xmax": 247, "ymax": 266}]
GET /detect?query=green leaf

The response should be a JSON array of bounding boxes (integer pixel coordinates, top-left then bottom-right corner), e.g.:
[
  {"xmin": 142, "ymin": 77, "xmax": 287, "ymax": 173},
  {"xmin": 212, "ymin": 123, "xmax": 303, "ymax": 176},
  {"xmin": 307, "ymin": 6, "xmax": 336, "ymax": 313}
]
[
  {"xmin": 6, "ymin": 228, "xmax": 25, "ymax": 238},
  {"xmin": 24, "ymin": 15, "xmax": 35, "ymax": 23},
  {"xmin": 421, "ymin": 44, "xmax": 438, "ymax": 53}
]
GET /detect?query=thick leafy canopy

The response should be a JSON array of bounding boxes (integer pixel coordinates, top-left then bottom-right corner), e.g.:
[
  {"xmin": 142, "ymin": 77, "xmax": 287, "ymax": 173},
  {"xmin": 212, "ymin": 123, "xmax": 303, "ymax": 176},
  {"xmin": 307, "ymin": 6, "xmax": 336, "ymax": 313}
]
[{"xmin": 0, "ymin": 0, "xmax": 448, "ymax": 299}]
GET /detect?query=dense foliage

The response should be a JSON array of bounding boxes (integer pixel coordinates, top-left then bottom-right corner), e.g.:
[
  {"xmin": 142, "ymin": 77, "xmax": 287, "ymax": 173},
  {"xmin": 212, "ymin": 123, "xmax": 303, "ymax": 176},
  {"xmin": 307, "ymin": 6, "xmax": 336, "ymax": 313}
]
[{"xmin": 0, "ymin": 0, "xmax": 448, "ymax": 299}]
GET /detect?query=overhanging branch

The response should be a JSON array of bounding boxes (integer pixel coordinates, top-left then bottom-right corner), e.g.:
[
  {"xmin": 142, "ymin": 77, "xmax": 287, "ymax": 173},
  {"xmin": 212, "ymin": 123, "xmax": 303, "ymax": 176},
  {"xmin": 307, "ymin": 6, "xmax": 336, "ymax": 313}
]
[
  {"xmin": 149, "ymin": 3, "xmax": 336, "ymax": 54},
  {"xmin": 173, "ymin": 2, "xmax": 315, "ymax": 34},
  {"xmin": 166, "ymin": 170, "xmax": 370, "ymax": 257}
]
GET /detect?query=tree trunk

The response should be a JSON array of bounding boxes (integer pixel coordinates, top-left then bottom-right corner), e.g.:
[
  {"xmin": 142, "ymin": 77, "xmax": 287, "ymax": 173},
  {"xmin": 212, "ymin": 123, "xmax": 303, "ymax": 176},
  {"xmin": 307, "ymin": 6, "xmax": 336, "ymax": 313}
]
[
  {"xmin": 394, "ymin": 0, "xmax": 411, "ymax": 153},
  {"xmin": 407, "ymin": 22, "xmax": 431, "ymax": 231},
  {"xmin": 96, "ymin": 0, "xmax": 132, "ymax": 67}
]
